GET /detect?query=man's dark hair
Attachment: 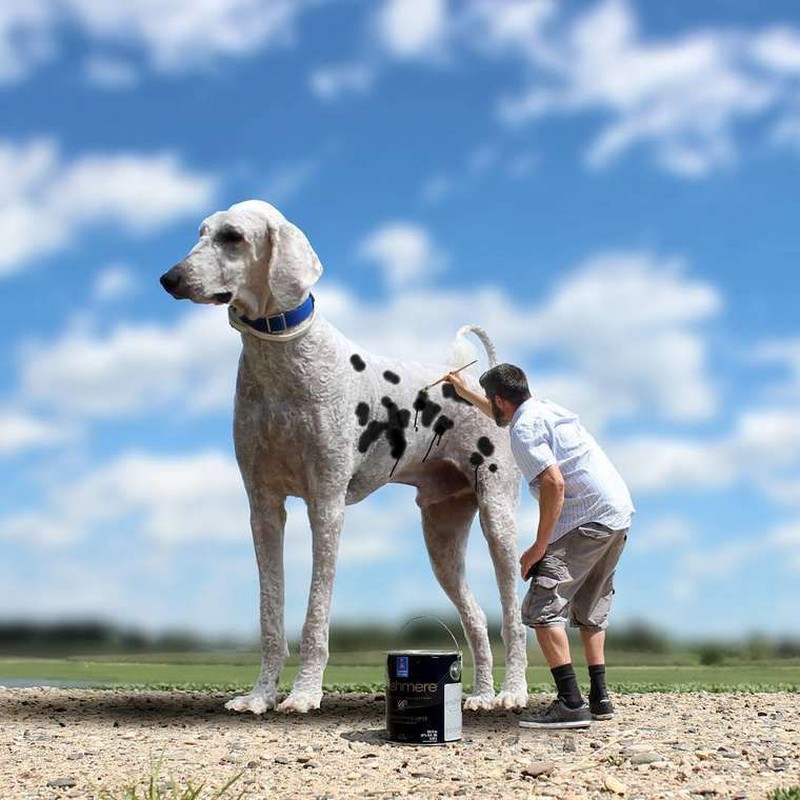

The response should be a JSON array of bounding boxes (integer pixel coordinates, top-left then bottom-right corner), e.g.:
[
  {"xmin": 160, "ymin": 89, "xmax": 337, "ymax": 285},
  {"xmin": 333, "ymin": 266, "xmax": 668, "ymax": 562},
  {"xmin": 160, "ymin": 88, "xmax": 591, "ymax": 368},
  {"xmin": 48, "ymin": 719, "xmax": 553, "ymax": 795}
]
[{"xmin": 479, "ymin": 363, "xmax": 531, "ymax": 407}]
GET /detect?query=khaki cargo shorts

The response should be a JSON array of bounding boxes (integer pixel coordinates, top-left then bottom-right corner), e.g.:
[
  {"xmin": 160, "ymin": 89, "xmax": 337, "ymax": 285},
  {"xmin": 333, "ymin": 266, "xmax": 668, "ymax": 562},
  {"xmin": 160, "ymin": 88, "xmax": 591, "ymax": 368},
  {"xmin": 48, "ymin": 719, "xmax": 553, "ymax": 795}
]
[{"xmin": 521, "ymin": 522, "xmax": 628, "ymax": 630}]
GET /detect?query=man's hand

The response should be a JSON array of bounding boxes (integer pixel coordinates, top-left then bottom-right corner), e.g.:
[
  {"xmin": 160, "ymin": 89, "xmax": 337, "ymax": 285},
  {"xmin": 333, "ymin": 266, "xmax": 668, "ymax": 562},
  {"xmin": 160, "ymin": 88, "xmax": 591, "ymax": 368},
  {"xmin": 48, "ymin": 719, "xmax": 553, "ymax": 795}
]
[
  {"xmin": 443, "ymin": 370, "xmax": 469, "ymax": 397},
  {"xmin": 520, "ymin": 543, "xmax": 547, "ymax": 580}
]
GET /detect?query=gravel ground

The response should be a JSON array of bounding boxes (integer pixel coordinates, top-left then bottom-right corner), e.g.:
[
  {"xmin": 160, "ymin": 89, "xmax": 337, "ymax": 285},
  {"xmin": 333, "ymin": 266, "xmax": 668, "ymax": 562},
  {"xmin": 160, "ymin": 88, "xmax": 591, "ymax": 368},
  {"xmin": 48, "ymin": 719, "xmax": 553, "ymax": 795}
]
[{"xmin": 0, "ymin": 688, "xmax": 798, "ymax": 800}]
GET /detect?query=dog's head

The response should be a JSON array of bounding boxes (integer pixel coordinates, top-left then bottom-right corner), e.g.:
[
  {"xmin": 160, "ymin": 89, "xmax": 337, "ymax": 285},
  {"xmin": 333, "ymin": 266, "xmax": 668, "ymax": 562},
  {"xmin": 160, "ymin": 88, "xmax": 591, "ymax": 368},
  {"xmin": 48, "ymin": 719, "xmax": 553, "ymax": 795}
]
[{"xmin": 160, "ymin": 200, "xmax": 323, "ymax": 318}]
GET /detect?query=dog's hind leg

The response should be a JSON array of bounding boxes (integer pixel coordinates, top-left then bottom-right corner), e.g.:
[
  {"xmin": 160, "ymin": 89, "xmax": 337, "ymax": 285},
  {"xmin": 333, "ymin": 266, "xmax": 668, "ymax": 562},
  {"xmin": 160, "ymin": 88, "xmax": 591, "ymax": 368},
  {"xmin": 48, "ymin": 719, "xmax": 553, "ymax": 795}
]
[
  {"xmin": 478, "ymin": 498, "xmax": 529, "ymax": 710},
  {"xmin": 420, "ymin": 493, "xmax": 497, "ymax": 711},
  {"xmin": 278, "ymin": 491, "xmax": 346, "ymax": 713},
  {"xmin": 226, "ymin": 492, "xmax": 288, "ymax": 714}
]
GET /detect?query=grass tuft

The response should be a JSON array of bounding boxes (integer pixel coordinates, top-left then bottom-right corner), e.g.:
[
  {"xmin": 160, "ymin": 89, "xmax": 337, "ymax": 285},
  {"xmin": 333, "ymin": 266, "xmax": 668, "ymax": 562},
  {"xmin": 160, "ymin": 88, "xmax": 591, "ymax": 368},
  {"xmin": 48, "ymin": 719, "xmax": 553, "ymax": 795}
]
[
  {"xmin": 768, "ymin": 788, "xmax": 800, "ymax": 800},
  {"xmin": 101, "ymin": 760, "xmax": 244, "ymax": 800}
]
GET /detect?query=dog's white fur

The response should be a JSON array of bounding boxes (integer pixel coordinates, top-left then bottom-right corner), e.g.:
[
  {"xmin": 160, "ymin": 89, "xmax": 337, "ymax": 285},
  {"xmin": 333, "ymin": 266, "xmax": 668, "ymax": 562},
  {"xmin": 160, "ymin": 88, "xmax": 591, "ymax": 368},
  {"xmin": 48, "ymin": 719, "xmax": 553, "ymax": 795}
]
[{"xmin": 161, "ymin": 200, "xmax": 528, "ymax": 713}]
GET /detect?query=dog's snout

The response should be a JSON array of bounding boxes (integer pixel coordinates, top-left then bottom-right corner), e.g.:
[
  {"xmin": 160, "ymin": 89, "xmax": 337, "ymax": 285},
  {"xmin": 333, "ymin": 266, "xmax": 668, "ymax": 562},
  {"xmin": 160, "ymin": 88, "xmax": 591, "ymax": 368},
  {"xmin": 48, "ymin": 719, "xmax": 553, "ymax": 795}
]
[{"xmin": 160, "ymin": 265, "xmax": 183, "ymax": 296}]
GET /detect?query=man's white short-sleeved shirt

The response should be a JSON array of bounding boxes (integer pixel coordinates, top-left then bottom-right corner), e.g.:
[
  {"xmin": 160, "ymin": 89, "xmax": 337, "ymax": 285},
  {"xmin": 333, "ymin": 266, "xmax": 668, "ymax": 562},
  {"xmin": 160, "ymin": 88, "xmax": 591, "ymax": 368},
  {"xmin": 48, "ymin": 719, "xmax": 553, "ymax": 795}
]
[{"xmin": 509, "ymin": 398, "xmax": 634, "ymax": 542}]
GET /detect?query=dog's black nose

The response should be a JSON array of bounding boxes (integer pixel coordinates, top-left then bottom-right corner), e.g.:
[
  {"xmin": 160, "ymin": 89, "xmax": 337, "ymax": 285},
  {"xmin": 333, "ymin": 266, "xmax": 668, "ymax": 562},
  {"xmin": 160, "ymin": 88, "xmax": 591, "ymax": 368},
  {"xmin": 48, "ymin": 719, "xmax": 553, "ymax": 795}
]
[{"xmin": 160, "ymin": 267, "xmax": 181, "ymax": 294}]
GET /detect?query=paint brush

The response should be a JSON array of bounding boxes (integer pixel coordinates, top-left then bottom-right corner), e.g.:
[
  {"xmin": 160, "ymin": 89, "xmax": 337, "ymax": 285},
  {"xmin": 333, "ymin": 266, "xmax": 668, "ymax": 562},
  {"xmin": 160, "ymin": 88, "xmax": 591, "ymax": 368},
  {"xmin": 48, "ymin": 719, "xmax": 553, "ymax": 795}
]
[{"xmin": 423, "ymin": 359, "xmax": 478, "ymax": 392}]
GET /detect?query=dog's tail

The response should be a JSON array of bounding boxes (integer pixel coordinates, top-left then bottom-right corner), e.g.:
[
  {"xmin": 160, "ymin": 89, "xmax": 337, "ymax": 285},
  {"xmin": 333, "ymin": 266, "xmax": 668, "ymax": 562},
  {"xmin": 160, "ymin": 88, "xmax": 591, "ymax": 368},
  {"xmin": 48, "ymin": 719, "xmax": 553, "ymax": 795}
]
[{"xmin": 449, "ymin": 324, "xmax": 498, "ymax": 372}]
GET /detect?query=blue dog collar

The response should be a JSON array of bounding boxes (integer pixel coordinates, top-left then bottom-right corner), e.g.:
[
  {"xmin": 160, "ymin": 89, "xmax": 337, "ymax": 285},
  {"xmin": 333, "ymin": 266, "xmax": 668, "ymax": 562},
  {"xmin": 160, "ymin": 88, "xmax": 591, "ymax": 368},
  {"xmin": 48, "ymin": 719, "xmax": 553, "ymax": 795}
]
[{"xmin": 229, "ymin": 294, "xmax": 316, "ymax": 338}]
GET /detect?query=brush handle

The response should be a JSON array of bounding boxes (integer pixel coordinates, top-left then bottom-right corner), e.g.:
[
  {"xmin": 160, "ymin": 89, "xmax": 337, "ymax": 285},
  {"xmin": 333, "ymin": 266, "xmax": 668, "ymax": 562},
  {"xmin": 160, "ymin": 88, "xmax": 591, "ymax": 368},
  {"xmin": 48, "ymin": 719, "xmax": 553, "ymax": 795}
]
[{"xmin": 425, "ymin": 359, "xmax": 478, "ymax": 390}]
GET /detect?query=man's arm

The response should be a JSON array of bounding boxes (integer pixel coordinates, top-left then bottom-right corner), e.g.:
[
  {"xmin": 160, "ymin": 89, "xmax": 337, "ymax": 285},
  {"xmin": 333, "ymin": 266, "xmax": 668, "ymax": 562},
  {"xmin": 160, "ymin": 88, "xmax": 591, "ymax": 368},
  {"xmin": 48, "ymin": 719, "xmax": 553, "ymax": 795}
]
[
  {"xmin": 519, "ymin": 465, "xmax": 565, "ymax": 579},
  {"xmin": 442, "ymin": 372, "xmax": 493, "ymax": 418}
]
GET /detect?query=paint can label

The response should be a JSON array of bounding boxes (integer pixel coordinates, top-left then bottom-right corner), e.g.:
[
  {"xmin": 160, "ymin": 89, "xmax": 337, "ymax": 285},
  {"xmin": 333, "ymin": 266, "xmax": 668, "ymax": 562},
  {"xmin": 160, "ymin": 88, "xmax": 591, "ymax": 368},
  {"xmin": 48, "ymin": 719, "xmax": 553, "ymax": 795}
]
[{"xmin": 397, "ymin": 655, "xmax": 409, "ymax": 677}]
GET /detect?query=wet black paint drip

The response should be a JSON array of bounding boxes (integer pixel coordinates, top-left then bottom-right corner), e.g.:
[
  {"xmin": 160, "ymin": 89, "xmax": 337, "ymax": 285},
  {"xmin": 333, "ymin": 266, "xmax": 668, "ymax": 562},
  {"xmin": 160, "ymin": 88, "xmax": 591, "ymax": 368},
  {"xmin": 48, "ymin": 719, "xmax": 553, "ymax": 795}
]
[
  {"xmin": 423, "ymin": 415, "xmax": 454, "ymax": 461},
  {"xmin": 413, "ymin": 390, "xmax": 442, "ymax": 431},
  {"xmin": 470, "ymin": 451, "xmax": 485, "ymax": 491},
  {"xmin": 383, "ymin": 370, "xmax": 400, "ymax": 384},
  {"xmin": 350, "ymin": 354, "xmax": 366, "ymax": 372},
  {"xmin": 470, "ymin": 439, "xmax": 496, "ymax": 491},
  {"xmin": 442, "ymin": 383, "xmax": 473, "ymax": 405}
]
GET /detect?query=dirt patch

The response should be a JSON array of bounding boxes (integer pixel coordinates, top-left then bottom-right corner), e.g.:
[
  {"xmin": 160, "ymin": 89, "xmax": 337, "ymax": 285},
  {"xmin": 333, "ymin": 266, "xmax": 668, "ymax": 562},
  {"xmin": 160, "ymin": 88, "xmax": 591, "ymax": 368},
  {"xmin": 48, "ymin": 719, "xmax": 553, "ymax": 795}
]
[{"xmin": 1, "ymin": 688, "xmax": 797, "ymax": 799}]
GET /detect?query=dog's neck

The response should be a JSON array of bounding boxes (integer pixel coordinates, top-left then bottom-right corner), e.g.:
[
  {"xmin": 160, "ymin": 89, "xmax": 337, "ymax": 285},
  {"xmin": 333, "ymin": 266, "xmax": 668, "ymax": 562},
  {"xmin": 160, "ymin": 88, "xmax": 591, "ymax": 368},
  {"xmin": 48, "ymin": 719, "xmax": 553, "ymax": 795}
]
[{"xmin": 229, "ymin": 294, "xmax": 316, "ymax": 341}]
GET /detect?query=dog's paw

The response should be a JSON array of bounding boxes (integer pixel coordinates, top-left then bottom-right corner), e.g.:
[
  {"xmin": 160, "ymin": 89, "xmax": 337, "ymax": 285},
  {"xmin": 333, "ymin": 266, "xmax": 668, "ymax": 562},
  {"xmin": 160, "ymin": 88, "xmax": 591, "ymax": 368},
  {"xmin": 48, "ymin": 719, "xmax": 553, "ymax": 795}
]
[
  {"xmin": 463, "ymin": 693, "xmax": 495, "ymax": 711},
  {"xmin": 224, "ymin": 691, "xmax": 275, "ymax": 715},
  {"xmin": 493, "ymin": 688, "xmax": 529, "ymax": 710},
  {"xmin": 277, "ymin": 691, "xmax": 322, "ymax": 714}
]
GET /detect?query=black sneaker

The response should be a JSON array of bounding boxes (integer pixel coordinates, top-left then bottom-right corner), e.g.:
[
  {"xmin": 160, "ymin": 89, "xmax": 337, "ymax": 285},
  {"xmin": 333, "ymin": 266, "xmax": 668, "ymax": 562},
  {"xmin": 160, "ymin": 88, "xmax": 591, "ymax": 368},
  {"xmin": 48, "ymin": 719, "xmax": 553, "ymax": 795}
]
[
  {"xmin": 589, "ymin": 696, "xmax": 615, "ymax": 720},
  {"xmin": 519, "ymin": 698, "xmax": 591, "ymax": 730}
]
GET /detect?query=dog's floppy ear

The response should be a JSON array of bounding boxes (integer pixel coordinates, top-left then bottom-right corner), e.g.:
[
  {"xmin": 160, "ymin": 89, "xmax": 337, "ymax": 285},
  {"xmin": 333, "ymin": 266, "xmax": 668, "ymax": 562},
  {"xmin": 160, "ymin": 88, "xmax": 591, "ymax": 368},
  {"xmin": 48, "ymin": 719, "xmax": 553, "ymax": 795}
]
[{"xmin": 266, "ymin": 219, "xmax": 323, "ymax": 310}]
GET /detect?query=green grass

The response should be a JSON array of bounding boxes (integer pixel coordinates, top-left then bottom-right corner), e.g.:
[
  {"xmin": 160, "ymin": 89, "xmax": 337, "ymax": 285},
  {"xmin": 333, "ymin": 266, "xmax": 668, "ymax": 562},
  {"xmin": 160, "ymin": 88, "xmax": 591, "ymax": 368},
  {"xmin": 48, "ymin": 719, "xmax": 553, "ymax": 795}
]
[
  {"xmin": 768, "ymin": 788, "xmax": 800, "ymax": 800},
  {"xmin": 2, "ymin": 652, "xmax": 799, "ymax": 693}
]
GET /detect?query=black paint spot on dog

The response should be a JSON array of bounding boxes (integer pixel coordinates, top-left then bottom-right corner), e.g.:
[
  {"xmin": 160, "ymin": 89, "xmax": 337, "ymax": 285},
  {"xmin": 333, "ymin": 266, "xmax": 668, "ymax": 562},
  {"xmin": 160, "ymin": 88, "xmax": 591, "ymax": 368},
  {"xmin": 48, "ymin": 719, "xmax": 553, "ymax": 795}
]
[
  {"xmin": 350, "ymin": 354, "xmax": 366, "ymax": 372},
  {"xmin": 358, "ymin": 420, "xmax": 385, "ymax": 453},
  {"xmin": 421, "ymin": 400, "xmax": 442, "ymax": 428},
  {"xmin": 413, "ymin": 390, "xmax": 442, "ymax": 431},
  {"xmin": 383, "ymin": 370, "xmax": 400, "ymax": 384},
  {"xmin": 488, "ymin": 463, "xmax": 498, "ymax": 473},
  {"xmin": 355, "ymin": 402, "xmax": 370, "ymax": 426},
  {"xmin": 469, "ymin": 452, "xmax": 485, "ymax": 467},
  {"xmin": 442, "ymin": 383, "xmax": 473, "ymax": 405},
  {"xmin": 477, "ymin": 436, "xmax": 494, "ymax": 457}
]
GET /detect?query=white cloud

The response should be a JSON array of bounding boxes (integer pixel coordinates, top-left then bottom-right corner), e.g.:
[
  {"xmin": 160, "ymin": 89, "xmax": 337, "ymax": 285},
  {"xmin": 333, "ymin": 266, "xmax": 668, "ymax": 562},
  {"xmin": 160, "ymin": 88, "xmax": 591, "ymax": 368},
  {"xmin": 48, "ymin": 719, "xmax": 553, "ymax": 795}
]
[
  {"xmin": 83, "ymin": 55, "xmax": 138, "ymax": 88},
  {"xmin": 608, "ymin": 436, "xmax": 727, "ymax": 494},
  {"xmin": 629, "ymin": 516, "xmax": 693, "ymax": 553},
  {"xmin": 531, "ymin": 252, "xmax": 722, "ymax": 423},
  {"xmin": 357, "ymin": 222, "xmax": 448, "ymax": 290},
  {"xmin": 0, "ymin": 138, "xmax": 216, "ymax": 276},
  {"xmin": 20, "ymin": 306, "xmax": 239, "ymax": 418},
  {"xmin": 63, "ymin": 0, "xmax": 306, "ymax": 72},
  {"xmin": 0, "ymin": 450, "xmax": 248, "ymax": 548},
  {"xmin": 375, "ymin": 0, "xmax": 449, "ymax": 60},
  {"xmin": 92, "ymin": 263, "xmax": 138, "ymax": 302},
  {"xmin": 0, "ymin": 409, "xmax": 74, "ymax": 458},
  {"xmin": 0, "ymin": 1, "xmax": 54, "ymax": 84},
  {"xmin": 497, "ymin": 0, "xmax": 783, "ymax": 177},
  {"xmin": 309, "ymin": 62, "xmax": 375, "ymax": 101},
  {"xmin": 1, "ymin": 0, "xmax": 317, "ymax": 84},
  {"xmin": 752, "ymin": 337, "xmax": 800, "ymax": 398},
  {"xmin": 750, "ymin": 27, "xmax": 800, "ymax": 74}
]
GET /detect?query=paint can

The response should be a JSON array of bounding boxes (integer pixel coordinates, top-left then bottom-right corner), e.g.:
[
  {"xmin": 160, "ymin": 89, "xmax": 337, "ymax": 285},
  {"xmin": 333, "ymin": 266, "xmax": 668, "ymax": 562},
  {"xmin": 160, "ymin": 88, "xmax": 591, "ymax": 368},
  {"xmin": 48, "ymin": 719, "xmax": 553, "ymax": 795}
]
[{"xmin": 385, "ymin": 617, "xmax": 462, "ymax": 745}]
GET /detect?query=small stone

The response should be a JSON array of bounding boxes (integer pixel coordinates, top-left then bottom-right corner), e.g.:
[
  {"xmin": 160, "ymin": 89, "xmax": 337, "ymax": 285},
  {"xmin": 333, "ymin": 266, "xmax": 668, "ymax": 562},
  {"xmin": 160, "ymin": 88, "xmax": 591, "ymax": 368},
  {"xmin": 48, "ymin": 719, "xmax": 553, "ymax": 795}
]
[
  {"xmin": 303, "ymin": 761, "xmax": 320, "ymax": 769},
  {"xmin": 604, "ymin": 776, "xmax": 627, "ymax": 795},
  {"xmin": 47, "ymin": 778, "xmax": 77, "ymax": 789},
  {"xmin": 630, "ymin": 752, "xmax": 661, "ymax": 765},
  {"xmin": 273, "ymin": 757, "xmax": 290, "ymax": 765},
  {"xmin": 694, "ymin": 749, "xmax": 713, "ymax": 760},
  {"xmin": 563, "ymin": 735, "xmax": 577, "ymax": 752},
  {"xmin": 692, "ymin": 789, "xmax": 718, "ymax": 796},
  {"xmin": 521, "ymin": 761, "xmax": 555, "ymax": 779}
]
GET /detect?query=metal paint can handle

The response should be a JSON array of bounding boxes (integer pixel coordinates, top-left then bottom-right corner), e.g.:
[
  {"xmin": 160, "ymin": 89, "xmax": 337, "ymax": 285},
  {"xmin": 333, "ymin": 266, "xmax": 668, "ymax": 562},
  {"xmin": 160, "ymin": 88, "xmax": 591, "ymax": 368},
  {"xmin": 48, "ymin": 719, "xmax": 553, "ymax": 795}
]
[{"xmin": 399, "ymin": 615, "xmax": 462, "ymax": 655}]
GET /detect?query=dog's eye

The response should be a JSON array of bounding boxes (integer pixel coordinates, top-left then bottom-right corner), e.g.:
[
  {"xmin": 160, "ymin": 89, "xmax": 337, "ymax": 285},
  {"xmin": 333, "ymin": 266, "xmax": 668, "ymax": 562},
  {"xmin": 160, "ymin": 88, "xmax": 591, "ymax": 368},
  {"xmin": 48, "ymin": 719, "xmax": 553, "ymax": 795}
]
[{"xmin": 217, "ymin": 228, "xmax": 244, "ymax": 246}]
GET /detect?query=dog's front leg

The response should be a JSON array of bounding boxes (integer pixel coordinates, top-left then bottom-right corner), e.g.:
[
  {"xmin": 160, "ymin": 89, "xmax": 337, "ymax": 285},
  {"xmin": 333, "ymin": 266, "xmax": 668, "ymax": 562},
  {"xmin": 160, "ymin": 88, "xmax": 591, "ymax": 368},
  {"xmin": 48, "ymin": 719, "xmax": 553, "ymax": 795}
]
[
  {"xmin": 278, "ymin": 491, "xmax": 346, "ymax": 713},
  {"xmin": 225, "ymin": 493, "xmax": 288, "ymax": 714}
]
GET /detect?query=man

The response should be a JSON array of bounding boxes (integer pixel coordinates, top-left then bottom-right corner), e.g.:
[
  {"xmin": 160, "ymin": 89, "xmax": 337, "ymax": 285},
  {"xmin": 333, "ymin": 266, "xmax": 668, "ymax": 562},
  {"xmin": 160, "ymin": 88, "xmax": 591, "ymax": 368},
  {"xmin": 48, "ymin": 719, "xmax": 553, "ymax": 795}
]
[{"xmin": 445, "ymin": 363, "xmax": 633, "ymax": 729}]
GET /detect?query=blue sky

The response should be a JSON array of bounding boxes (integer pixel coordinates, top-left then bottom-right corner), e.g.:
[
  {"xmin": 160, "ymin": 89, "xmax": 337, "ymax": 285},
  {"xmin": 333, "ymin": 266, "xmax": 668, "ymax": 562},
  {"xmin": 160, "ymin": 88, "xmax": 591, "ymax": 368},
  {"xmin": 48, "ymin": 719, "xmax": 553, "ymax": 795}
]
[{"xmin": 2, "ymin": 0, "xmax": 800, "ymax": 642}]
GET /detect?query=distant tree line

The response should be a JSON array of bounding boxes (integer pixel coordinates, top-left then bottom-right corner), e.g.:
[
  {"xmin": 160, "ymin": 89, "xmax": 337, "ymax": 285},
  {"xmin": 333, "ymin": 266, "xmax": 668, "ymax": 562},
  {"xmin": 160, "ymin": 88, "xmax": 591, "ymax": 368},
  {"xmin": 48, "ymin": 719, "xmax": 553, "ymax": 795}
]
[{"xmin": 1, "ymin": 617, "xmax": 799, "ymax": 660}]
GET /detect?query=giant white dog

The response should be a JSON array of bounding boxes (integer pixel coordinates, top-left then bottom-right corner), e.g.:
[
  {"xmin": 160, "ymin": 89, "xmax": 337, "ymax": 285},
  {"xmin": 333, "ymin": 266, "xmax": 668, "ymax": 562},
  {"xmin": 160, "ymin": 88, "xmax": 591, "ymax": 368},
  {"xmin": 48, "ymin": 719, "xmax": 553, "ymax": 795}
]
[{"xmin": 160, "ymin": 200, "xmax": 527, "ymax": 713}]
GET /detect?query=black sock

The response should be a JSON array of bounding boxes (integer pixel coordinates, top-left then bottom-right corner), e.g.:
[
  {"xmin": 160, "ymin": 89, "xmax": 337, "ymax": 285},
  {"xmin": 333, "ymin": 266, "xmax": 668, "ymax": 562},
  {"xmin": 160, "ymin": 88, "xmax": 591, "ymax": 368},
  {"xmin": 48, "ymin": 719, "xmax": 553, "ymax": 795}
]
[
  {"xmin": 551, "ymin": 663, "xmax": 583, "ymax": 709},
  {"xmin": 588, "ymin": 664, "xmax": 607, "ymax": 701}
]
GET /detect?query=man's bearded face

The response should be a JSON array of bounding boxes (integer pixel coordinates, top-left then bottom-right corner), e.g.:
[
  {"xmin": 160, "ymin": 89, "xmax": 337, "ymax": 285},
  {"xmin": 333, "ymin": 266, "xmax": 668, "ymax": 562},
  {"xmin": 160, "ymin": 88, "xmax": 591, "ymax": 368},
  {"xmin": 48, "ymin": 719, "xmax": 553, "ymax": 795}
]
[{"xmin": 490, "ymin": 395, "xmax": 509, "ymax": 427}]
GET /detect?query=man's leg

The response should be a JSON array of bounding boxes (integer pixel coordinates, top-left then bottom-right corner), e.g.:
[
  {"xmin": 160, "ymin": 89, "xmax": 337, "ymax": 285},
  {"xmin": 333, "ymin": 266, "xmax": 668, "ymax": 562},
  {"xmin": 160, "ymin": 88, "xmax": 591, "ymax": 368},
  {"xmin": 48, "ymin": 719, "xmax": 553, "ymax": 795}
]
[
  {"xmin": 535, "ymin": 626, "xmax": 584, "ymax": 709},
  {"xmin": 580, "ymin": 628, "xmax": 610, "ymax": 713}
]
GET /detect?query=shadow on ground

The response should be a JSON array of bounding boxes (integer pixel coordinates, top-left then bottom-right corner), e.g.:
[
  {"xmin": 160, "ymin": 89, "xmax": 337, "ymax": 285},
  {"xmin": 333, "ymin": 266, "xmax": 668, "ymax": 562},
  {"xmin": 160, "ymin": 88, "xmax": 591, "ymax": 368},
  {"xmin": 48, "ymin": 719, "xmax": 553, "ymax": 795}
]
[{"xmin": 0, "ymin": 690, "xmax": 525, "ymax": 735}]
